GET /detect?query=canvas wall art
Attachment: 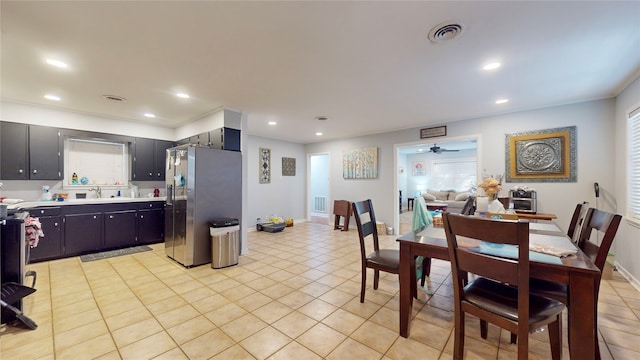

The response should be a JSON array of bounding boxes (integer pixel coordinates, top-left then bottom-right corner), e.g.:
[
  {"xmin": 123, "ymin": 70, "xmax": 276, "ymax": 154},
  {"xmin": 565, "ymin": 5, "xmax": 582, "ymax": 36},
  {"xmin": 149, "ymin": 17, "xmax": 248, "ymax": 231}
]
[
  {"xmin": 259, "ymin": 147, "xmax": 271, "ymax": 183},
  {"xmin": 282, "ymin": 157, "xmax": 296, "ymax": 176},
  {"xmin": 343, "ymin": 147, "xmax": 378, "ymax": 179}
]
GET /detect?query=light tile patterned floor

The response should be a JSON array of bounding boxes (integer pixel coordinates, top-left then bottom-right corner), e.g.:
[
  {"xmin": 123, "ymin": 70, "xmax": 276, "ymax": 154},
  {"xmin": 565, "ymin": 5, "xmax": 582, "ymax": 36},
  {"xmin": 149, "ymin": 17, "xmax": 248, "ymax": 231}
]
[{"xmin": 1, "ymin": 221, "xmax": 639, "ymax": 359}]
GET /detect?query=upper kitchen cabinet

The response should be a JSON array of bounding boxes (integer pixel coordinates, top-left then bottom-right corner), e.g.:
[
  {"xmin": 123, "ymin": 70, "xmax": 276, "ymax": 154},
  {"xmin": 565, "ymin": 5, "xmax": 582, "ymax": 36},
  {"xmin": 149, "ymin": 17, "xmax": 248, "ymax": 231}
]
[
  {"xmin": 0, "ymin": 122, "xmax": 61, "ymax": 180},
  {"xmin": 209, "ymin": 127, "xmax": 241, "ymax": 152},
  {"xmin": 132, "ymin": 138, "xmax": 174, "ymax": 180},
  {"xmin": 29, "ymin": 124, "xmax": 63, "ymax": 180}
]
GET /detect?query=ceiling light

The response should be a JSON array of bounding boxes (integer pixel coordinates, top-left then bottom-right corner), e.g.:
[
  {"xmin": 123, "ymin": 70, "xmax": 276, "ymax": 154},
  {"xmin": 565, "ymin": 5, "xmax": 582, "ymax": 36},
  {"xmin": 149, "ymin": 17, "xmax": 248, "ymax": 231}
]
[
  {"xmin": 495, "ymin": 99, "xmax": 509, "ymax": 104},
  {"xmin": 316, "ymin": 132, "xmax": 323, "ymax": 136},
  {"xmin": 483, "ymin": 62, "xmax": 501, "ymax": 71},
  {"xmin": 45, "ymin": 59, "xmax": 68, "ymax": 68},
  {"xmin": 268, "ymin": 121, "xmax": 277, "ymax": 126},
  {"xmin": 417, "ymin": 149, "xmax": 424, "ymax": 152},
  {"xmin": 176, "ymin": 93, "xmax": 190, "ymax": 99},
  {"xmin": 44, "ymin": 94, "xmax": 61, "ymax": 101},
  {"xmin": 144, "ymin": 113, "xmax": 156, "ymax": 118}
]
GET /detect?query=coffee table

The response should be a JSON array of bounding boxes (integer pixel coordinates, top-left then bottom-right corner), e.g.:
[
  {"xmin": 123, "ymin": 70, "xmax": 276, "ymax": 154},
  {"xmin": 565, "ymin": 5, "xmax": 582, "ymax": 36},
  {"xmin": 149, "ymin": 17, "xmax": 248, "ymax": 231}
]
[{"xmin": 425, "ymin": 202, "xmax": 447, "ymax": 211}]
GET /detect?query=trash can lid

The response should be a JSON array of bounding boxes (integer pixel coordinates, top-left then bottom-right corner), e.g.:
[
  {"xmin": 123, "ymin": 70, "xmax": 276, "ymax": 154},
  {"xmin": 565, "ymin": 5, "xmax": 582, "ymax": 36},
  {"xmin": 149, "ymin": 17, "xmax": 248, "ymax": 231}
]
[{"xmin": 210, "ymin": 217, "xmax": 239, "ymax": 227}]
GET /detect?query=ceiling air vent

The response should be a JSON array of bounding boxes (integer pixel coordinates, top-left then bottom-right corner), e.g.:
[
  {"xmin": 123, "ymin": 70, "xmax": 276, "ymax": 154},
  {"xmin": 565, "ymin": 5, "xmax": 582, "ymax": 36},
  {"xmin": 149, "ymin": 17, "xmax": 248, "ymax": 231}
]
[
  {"xmin": 428, "ymin": 22, "xmax": 465, "ymax": 43},
  {"xmin": 103, "ymin": 95, "xmax": 127, "ymax": 102}
]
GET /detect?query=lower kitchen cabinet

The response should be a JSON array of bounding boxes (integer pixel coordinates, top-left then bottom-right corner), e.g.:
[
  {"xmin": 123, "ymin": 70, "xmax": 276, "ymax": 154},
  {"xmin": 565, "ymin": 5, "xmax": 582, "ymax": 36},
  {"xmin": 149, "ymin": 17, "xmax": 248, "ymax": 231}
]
[
  {"xmin": 28, "ymin": 207, "xmax": 62, "ymax": 262},
  {"xmin": 64, "ymin": 212, "xmax": 103, "ymax": 256},
  {"xmin": 138, "ymin": 202, "xmax": 164, "ymax": 245},
  {"xmin": 29, "ymin": 215, "xmax": 62, "ymax": 262},
  {"xmin": 25, "ymin": 201, "xmax": 165, "ymax": 262},
  {"xmin": 104, "ymin": 210, "xmax": 137, "ymax": 249}
]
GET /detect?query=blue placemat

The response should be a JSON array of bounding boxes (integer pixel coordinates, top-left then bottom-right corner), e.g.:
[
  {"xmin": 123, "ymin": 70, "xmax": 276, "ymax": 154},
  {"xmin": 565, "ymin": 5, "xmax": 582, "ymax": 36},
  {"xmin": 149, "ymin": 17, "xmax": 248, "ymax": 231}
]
[{"xmin": 474, "ymin": 242, "xmax": 562, "ymax": 264}]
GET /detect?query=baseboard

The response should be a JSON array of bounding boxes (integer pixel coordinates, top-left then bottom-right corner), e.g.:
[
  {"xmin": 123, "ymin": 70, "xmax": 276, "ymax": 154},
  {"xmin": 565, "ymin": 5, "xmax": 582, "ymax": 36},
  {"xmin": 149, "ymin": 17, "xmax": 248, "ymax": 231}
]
[{"xmin": 613, "ymin": 260, "xmax": 640, "ymax": 293}]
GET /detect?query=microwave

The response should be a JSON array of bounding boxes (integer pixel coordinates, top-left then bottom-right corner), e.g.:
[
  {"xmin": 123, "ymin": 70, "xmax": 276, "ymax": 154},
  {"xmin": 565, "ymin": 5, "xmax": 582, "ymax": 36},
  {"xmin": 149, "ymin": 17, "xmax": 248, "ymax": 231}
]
[{"xmin": 509, "ymin": 190, "xmax": 537, "ymax": 214}]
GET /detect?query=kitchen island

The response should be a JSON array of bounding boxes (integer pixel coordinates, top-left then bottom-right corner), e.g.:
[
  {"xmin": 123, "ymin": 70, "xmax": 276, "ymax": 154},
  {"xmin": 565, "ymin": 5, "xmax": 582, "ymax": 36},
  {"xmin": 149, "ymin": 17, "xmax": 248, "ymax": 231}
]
[{"xmin": 8, "ymin": 197, "xmax": 166, "ymax": 262}]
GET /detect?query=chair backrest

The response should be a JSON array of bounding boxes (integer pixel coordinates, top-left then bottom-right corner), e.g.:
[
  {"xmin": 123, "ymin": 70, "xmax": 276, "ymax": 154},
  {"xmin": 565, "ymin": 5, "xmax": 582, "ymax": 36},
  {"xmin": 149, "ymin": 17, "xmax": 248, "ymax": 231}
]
[
  {"xmin": 443, "ymin": 213, "xmax": 531, "ymax": 333},
  {"xmin": 460, "ymin": 195, "xmax": 476, "ymax": 215},
  {"xmin": 412, "ymin": 196, "xmax": 433, "ymax": 230},
  {"xmin": 352, "ymin": 199, "xmax": 380, "ymax": 260},
  {"xmin": 576, "ymin": 208, "xmax": 622, "ymax": 273},
  {"xmin": 567, "ymin": 201, "xmax": 589, "ymax": 243}
]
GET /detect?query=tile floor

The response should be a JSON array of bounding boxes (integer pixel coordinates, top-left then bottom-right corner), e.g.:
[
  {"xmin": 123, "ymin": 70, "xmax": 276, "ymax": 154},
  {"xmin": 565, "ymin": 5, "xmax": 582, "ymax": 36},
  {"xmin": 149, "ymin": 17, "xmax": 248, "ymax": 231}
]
[{"xmin": 1, "ymin": 221, "xmax": 640, "ymax": 359}]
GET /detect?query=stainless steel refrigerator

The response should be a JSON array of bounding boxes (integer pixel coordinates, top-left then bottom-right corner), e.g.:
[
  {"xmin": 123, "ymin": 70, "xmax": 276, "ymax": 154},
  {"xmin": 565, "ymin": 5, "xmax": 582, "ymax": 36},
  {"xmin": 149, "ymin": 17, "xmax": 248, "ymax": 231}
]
[{"xmin": 164, "ymin": 145, "xmax": 242, "ymax": 267}]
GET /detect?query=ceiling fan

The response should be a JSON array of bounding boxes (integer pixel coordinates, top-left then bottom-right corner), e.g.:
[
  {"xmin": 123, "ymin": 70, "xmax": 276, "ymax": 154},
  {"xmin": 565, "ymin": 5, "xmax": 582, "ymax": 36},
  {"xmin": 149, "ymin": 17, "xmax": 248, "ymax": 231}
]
[{"xmin": 429, "ymin": 144, "xmax": 459, "ymax": 154}]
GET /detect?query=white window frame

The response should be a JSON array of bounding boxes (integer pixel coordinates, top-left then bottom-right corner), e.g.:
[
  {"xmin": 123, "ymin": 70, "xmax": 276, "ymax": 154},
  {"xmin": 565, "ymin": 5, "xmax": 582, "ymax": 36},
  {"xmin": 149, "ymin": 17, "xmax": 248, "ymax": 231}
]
[{"xmin": 628, "ymin": 105, "xmax": 640, "ymax": 222}]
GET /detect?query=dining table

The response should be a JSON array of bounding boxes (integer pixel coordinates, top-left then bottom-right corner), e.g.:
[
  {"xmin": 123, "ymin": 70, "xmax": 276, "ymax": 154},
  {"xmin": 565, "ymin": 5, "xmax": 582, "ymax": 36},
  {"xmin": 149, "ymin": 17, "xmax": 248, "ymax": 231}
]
[{"xmin": 397, "ymin": 221, "xmax": 601, "ymax": 360}]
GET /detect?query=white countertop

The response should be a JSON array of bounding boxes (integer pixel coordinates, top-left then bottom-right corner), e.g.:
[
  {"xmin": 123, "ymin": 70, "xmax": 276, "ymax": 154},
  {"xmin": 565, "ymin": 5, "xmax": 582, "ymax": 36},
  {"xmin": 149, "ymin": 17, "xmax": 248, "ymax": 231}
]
[{"xmin": 7, "ymin": 197, "xmax": 166, "ymax": 210}]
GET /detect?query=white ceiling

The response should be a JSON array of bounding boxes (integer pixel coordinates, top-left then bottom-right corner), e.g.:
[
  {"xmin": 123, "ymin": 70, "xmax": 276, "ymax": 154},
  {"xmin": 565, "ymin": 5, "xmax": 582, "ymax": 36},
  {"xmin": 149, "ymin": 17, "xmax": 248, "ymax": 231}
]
[{"xmin": 2, "ymin": 1, "xmax": 639, "ymax": 144}]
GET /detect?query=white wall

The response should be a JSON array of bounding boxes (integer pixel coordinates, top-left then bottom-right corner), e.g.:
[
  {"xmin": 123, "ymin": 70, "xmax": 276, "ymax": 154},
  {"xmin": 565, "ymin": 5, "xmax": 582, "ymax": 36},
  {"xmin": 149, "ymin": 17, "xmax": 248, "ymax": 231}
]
[
  {"xmin": 614, "ymin": 75, "xmax": 640, "ymax": 288},
  {"xmin": 305, "ymin": 99, "xmax": 617, "ymax": 238},
  {"xmin": 406, "ymin": 149, "xmax": 477, "ymax": 195},
  {"xmin": 245, "ymin": 135, "xmax": 307, "ymax": 226}
]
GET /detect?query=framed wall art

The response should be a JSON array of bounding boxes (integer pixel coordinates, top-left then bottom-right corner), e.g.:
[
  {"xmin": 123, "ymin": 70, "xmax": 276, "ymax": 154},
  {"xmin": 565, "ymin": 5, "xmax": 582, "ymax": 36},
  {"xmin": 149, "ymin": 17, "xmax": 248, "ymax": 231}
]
[
  {"xmin": 412, "ymin": 161, "xmax": 426, "ymax": 176},
  {"xmin": 505, "ymin": 126, "xmax": 576, "ymax": 182},
  {"xmin": 282, "ymin": 157, "xmax": 296, "ymax": 176},
  {"xmin": 420, "ymin": 125, "xmax": 447, "ymax": 139},
  {"xmin": 343, "ymin": 147, "xmax": 378, "ymax": 179},
  {"xmin": 259, "ymin": 147, "xmax": 271, "ymax": 183}
]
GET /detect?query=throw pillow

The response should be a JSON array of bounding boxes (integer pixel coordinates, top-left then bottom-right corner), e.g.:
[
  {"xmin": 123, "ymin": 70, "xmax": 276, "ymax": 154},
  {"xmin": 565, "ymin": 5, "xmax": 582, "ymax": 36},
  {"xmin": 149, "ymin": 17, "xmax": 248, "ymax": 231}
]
[
  {"xmin": 427, "ymin": 189, "xmax": 449, "ymax": 201},
  {"xmin": 454, "ymin": 192, "xmax": 470, "ymax": 201},
  {"xmin": 422, "ymin": 193, "xmax": 436, "ymax": 202}
]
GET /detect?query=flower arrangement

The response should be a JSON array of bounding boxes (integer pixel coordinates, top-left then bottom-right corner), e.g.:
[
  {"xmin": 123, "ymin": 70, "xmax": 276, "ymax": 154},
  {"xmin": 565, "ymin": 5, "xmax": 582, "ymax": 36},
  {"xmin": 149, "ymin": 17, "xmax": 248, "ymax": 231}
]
[{"xmin": 478, "ymin": 172, "xmax": 504, "ymax": 200}]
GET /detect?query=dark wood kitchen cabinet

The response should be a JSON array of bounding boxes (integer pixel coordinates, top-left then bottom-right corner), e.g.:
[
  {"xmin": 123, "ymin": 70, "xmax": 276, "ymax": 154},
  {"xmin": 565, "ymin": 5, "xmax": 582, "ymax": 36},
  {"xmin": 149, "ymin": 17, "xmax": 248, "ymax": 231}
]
[
  {"xmin": 138, "ymin": 202, "xmax": 164, "ymax": 244},
  {"xmin": 132, "ymin": 138, "xmax": 174, "ymax": 180},
  {"xmin": 0, "ymin": 122, "xmax": 61, "ymax": 180},
  {"xmin": 1, "ymin": 122, "xmax": 29, "ymax": 180},
  {"xmin": 63, "ymin": 212, "xmax": 103, "ymax": 256},
  {"xmin": 104, "ymin": 209, "xmax": 138, "ymax": 249},
  {"xmin": 28, "ymin": 207, "xmax": 63, "ymax": 262},
  {"xmin": 29, "ymin": 124, "xmax": 62, "ymax": 180}
]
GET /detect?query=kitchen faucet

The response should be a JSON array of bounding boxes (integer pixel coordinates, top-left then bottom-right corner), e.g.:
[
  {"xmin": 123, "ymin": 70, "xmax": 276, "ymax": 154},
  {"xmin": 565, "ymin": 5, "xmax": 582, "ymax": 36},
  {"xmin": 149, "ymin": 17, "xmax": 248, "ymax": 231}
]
[{"xmin": 90, "ymin": 186, "xmax": 102, "ymax": 198}]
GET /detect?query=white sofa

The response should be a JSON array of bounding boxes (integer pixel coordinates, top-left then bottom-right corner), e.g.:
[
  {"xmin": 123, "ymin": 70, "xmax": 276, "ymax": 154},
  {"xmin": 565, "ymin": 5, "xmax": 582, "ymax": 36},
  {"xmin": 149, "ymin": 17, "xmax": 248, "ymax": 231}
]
[{"xmin": 421, "ymin": 189, "xmax": 471, "ymax": 213}]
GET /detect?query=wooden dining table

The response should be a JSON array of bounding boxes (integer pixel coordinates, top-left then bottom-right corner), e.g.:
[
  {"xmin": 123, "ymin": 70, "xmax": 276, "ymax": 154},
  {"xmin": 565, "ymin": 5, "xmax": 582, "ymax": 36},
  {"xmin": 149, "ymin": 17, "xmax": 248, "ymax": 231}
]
[{"xmin": 397, "ymin": 223, "xmax": 601, "ymax": 360}]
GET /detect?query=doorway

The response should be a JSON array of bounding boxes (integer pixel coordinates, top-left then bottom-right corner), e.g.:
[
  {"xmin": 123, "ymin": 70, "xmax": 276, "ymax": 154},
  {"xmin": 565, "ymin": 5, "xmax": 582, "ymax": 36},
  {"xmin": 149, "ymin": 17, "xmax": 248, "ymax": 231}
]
[
  {"xmin": 308, "ymin": 153, "xmax": 330, "ymax": 224},
  {"xmin": 394, "ymin": 135, "xmax": 481, "ymax": 234}
]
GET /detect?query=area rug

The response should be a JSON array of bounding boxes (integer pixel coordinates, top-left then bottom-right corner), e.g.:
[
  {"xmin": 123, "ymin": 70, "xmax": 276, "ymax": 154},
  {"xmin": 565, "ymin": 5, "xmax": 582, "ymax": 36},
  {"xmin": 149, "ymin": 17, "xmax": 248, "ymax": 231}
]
[{"xmin": 80, "ymin": 245, "xmax": 153, "ymax": 262}]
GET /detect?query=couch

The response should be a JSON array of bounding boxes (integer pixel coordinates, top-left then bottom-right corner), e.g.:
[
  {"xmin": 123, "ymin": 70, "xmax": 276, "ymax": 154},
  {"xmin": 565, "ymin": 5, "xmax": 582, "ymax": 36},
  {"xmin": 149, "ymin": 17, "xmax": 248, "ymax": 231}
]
[{"xmin": 421, "ymin": 189, "xmax": 471, "ymax": 213}]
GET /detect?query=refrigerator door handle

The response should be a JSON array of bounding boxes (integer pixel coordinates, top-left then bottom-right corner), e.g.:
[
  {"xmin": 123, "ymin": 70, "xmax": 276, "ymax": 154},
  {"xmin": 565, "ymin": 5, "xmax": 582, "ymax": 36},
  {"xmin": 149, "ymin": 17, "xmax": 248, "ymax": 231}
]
[{"xmin": 166, "ymin": 184, "xmax": 173, "ymax": 205}]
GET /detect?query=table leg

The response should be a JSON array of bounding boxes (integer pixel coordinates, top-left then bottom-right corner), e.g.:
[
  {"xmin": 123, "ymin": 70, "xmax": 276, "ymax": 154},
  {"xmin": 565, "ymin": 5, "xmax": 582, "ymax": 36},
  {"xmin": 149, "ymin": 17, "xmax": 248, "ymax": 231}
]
[
  {"xmin": 568, "ymin": 272, "xmax": 598, "ymax": 360},
  {"xmin": 399, "ymin": 243, "xmax": 413, "ymax": 337}
]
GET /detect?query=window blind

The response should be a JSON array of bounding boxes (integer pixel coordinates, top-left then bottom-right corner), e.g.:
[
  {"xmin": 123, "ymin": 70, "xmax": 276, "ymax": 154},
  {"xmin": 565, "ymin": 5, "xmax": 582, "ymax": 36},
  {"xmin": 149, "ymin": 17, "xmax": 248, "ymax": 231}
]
[{"xmin": 629, "ymin": 106, "xmax": 640, "ymax": 220}]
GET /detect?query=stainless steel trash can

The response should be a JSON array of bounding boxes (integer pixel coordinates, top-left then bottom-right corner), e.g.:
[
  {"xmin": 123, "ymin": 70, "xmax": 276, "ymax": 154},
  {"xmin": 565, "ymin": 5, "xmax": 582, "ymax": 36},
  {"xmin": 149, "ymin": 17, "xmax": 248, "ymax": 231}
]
[{"xmin": 210, "ymin": 220, "xmax": 240, "ymax": 269}]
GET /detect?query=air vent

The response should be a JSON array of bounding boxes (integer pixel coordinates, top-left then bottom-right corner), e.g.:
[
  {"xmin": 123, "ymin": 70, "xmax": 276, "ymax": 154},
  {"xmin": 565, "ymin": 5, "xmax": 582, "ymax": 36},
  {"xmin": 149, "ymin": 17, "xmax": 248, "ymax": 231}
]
[
  {"xmin": 428, "ymin": 22, "xmax": 465, "ymax": 43},
  {"xmin": 103, "ymin": 95, "xmax": 127, "ymax": 102},
  {"xmin": 315, "ymin": 116, "xmax": 328, "ymax": 121}
]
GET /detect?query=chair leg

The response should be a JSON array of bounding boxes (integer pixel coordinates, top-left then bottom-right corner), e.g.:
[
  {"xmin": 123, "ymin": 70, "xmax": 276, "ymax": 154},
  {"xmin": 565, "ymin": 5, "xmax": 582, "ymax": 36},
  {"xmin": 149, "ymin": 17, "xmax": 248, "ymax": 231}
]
[
  {"xmin": 454, "ymin": 310, "xmax": 465, "ymax": 360},
  {"xmin": 480, "ymin": 320, "xmax": 488, "ymax": 339},
  {"xmin": 510, "ymin": 333, "xmax": 517, "ymax": 344},
  {"xmin": 360, "ymin": 267, "xmax": 367, "ymax": 303},
  {"xmin": 548, "ymin": 316, "xmax": 563, "ymax": 360},
  {"xmin": 373, "ymin": 270, "xmax": 380, "ymax": 290},
  {"xmin": 420, "ymin": 257, "xmax": 431, "ymax": 286}
]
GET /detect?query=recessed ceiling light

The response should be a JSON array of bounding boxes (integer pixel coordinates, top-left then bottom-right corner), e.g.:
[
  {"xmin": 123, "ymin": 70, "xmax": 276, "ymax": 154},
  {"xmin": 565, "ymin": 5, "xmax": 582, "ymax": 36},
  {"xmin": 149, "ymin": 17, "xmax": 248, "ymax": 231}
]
[
  {"xmin": 316, "ymin": 132, "xmax": 323, "ymax": 136},
  {"xmin": 417, "ymin": 148, "xmax": 424, "ymax": 152},
  {"xmin": 45, "ymin": 59, "xmax": 68, "ymax": 68},
  {"xmin": 483, "ymin": 62, "xmax": 501, "ymax": 71},
  {"xmin": 176, "ymin": 93, "xmax": 190, "ymax": 99},
  {"xmin": 268, "ymin": 121, "xmax": 277, "ymax": 126},
  {"xmin": 44, "ymin": 94, "xmax": 61, "ymax": 101},
  {"xmin": 144, "ymin": 113, "xmax": 156, "ymax": 118},
  {"xmin": 495, "ymin": 99, "xmax": 509, "ymax": 104}
]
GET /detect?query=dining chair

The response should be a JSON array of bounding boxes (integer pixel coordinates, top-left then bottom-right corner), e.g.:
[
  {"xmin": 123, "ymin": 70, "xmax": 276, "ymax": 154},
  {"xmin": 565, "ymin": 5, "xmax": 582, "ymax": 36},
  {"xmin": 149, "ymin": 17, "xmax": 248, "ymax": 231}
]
[
  {"xmin": 353, "ymin": 199, "xmax": 400, "ymax": 302},
  {"xmin": 567, "ymin": 201, "xmax": 589, "ymax": 243},
  {"xmin": 460, "ymin": 195, "xmax": 476, "ymax": 215},
  {"xmin": 442, "ymin": 213, "xmax": 565, "ymax": 360},
  {"xmin": 526, "ymin": 207, "xmax": 621, "ymax": 358},
  {"xmin": 412, "ymin": 196, "xmax": 433, "ymax": 287}
]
